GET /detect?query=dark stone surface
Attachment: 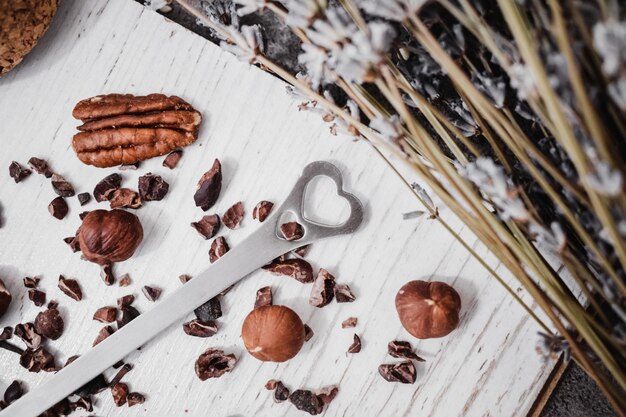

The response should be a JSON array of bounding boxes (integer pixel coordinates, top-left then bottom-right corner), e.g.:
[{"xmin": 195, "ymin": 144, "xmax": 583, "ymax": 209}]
[{"xmin": 136, "ymin": 2, "xmax": 618, "ymax": 416}]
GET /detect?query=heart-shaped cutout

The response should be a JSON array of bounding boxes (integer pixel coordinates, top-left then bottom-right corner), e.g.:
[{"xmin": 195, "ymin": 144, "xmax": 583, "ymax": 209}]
[{"xmin": 302, "ymin": 175, "xmax": 351, "ymax": 226}]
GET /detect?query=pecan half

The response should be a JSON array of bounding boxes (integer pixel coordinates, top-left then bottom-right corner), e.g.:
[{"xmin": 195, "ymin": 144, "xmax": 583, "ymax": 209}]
[{"xmin": 72, "ymin": 94, "xmax": 201, "ymax": 168}]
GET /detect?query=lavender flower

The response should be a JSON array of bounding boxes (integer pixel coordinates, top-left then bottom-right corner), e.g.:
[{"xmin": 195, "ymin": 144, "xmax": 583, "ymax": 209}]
[
  {"xmin": 298, "ymin": 44, "xmax": 334, "ymax": 88},
  {"xmin": 358, "ymin": 0, "xmax": 427, "ymax": 22},
  {"xmin": 284, "ymin": 0, "xmax": 328, "ymax": 28},
  {"xmin": 509, "ymin": 63, "xmax": 536, "ymax": 100},
  {"xmin": 608, "ymin": 76, "xmax": 626, "ymax": 111},
  {"xmin": 370, "ymin": 115, "xmax": 403, "ymax": 143},
  {"xmin": 530, "ymin": 222, "xmax": 567, "ymax": 254},
  {"xmin": 233, "ymin": 0, "xmax": 268, "ymax": 16},
  {"xmin": 200, "ymin": 0, "xmax": 239, "ymax": 29},
  {"xmin": 220, "ymin": 25, "xmax": 264, "ymax": 63},
  {"xmin": 592, "ymin": 20, "xmax": 626, "ymax": 77},
  {"xmin": 305, "ymin": 7, "xmax": 357, "ymax": 50},
  {"xmin": 411, "ymin": 182, "xmax": 435, "ymax": 210},
  {"xmin": 586, "ymin": 161, "xmax": 623, "ymax": 197}
]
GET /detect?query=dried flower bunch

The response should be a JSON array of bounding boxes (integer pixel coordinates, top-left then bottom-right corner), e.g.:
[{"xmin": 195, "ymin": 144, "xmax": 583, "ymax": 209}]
[{"xmin": 175, "ymin": 0, "xmax": 626, "ymax": 411}]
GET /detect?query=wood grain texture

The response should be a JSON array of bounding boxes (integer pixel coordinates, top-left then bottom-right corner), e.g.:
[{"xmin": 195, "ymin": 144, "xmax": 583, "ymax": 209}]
[{"xmin": 0, "ymin": 0, "xmax": 557, "ymax": 415}]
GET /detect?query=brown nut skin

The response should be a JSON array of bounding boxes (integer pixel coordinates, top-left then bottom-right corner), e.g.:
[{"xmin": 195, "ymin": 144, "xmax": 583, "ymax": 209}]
[
  {"xmin": 395, "ymin": 280, "xmax": 461, "ymax": 339},
  {"xmin": 241, "ymin": 305, "xmax": 305, "ymax": 362},
  {"xmin": 78, "ymin": 209, "xmax": 143, "ymax": 265},
  {"xmin": 0, "ymin": 278, "xmax": 11, "ymax": 319}
]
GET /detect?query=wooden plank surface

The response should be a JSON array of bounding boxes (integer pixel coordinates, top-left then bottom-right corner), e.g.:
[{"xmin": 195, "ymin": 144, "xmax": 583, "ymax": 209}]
[{"xmin": 0, "ymin": 0, "xmax": 557, "ymax": 415}]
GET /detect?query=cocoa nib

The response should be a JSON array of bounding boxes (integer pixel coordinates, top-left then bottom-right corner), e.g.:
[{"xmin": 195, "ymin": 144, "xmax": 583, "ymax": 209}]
[
  {"xmin": 274, "ymin": 381, "xmax": 290, "ymax": 403},
  {"xmin": 317, "ymin": 386, "xmax": 339, "ymax": 406},
  {"xmin": 347, "ymin": 334, "xmax": 361, "ymax": 353},
  {"xmin": 194, "ymin": 297, "xmax": 222, "ymax": 321},
  {"xmin": 63, "ymin": 235, "xmax": 81, "ymax": 253},
  {"xmin": 304, "ymin": 324, "xmax": 314, "ymax": 342},
  {"xmin": 117, "ymin": 294, "xmax": 135, "ymax": 308},
  {"xmin": 57, "ymin": 276, "xmax": 82, "ymax": 301},
  {"xmin": 289, "ymin": 390, "xmax": 324, "ymax": 415},
  {"xmin": 195, "ymin": 348, "xmax": 236, "ymax": 380},
  {"xmin": 138, "ymin": 173, "xmax": 169, "ymax": 201},
  {"xmin": 254, "ymin": 286, "xmax": 272, "ymax": 308},
  {"xmin": 4, "ymin": 380, "xmax": 23, "ymax": 405},
  {"xmin": 111, "ymin": 382, "xmax": 129, "ymax": 407},
  {"xmin": 47, "ymin": 300, "xmax": 58, "ymax": 310},
  {"xmin": 93, "ymin": 173, "xmax": 122, "ymax": 202},
  {"xmin": 108, "ymin": 188, "xmax": 141, "ymax": 209},
  {"xmin": 179, "ymin": 274, "xmax": 192, "ymax": 284},
  {"xmin": 117, "ymin": 306, "xmax": 140, "ymax": 329},
  {"xmin": 265, "ymin": 379, "xmax": 278, "ymax": 390},
  {"xmin": 194, "ymin": 159, "xmax": 222, "ymax": 211},
  {"xmin": 191, "ymin": 214, "xmax": 220, "ymax": 239},
  {"xmin": 378, "ymin": 361, "xmax": 417, "ymax": 384},
  {"xmin": 14, "ymin": 323, "xmax": 43, "ymax": 349},
  {"xmin": 0, "ymin": 326, "xmax": 13, "ymax": 341},
  {"xmin": 183, "ymin": 319, "xmax": 218, "ymax": 337},
  {"xmin": 262, "ymin": 258, "xmax": 313, "ymax": 283},
  {"xmin": 28, "ymin": 157, "xmax": 53, "ymax": 178},
  {"xmin": 93, "ymin": 307, "xmax": 117, "ymax": 323},
  {"xmin": 93, "ymin": 326, "xmax": 115, "ymax": 346},
  {"xmin": 77, "ymin": 192, "xmax": 91, "ymax": 206},
  {"xmin": 280, "ymin": 221, "xmax": 304, "ymax": 241},
  {"xmin": 127, "ymin": 392, "xmax": 146, "ymax": 407},
  {"xmin": 28, "ymin": 289, "xmax": 46, "ymax": 307},
  {"xmin": 9, "ymin": 161, "xmax": 31, "ymax": 183},
  {"xmin": 388, "ymin": 341, "xmax": 425, "ymax": 362},
  {"xmin": 100, "ymin": 264, "xmax": 115, "ymax": 286},
  {"xmin": 48, "ymin": 196, "xmax": 68, "ymax": 220},
  {"xmin": 341, "ymin": 317, "xmax": 357, "ymax": 328},
  {"xmin": 209, "ymin": 236, "xmax": 229, "ymax": 263},
  {"xmin": 109, "ymin": 363, "xmax": 132, "ymax": 385},
  {"xmin": 309, "ymin": 269, "xmax": 335, "ymax": 308},
  {"xmin": 51, "ymin": 174, "xmax": 75, "ymax": 197},
  {"xmin": 34, "ymin": 309, "xmax": 64, "ymax": 340},
  {"xmin": 142, "ymin": 285, "xmax": 161, "ymax": 302},
  {"xmin": 163, "ymin": 149, "xmax": 183, "ymax": 169},
  {"xmin": 118, "ymin": 274, "xmax": 131, "ymax": 287},
  {"xmin": 252, "ymin": 200, "xmax": 273, "ymax": 222},
  {"xmin": 334, "ymin": 284, "xmax": 355, "ymax": 303},
  {"xmin": 23, "ymin": 276, "xmax": 40, "ymax": 288},
  {"xmin": 20, "ymin": 347, "xmax": 56, "ymax": 373},
  {"xmin": 222, "ymin": 201, "xmax": 244, "ymax": 229}
]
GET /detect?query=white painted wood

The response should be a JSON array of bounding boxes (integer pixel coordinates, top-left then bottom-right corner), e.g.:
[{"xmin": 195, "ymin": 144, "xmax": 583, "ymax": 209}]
[{"xmin": 0, "ymin": 1, "xmax": 557, "ymax": 416}]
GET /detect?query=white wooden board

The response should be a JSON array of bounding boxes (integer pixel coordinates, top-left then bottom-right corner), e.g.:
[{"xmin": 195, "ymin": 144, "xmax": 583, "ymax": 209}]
[{"xmin": 0, "ymin": 0, "xmax": 557, "ymax": 416}]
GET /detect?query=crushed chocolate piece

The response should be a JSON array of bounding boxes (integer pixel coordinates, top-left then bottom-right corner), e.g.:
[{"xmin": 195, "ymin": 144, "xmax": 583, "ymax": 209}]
[
  {"xmin": 93, "ymin": 326, "xmax": 115, "ymax": 346},
  {"xmin": 222, "ymin": 201, "xmax": 244, "ymax": 229},
  {"xmin": 34, "ymin": 309, "xmax": 64, "ymax": 340},
  {"xmin": 48, "ymin": 196, "xmax": 68, "ymax": 220},
  {"xmin": 254, "ymin": 286, "xmax": 272, "ymax": 308},
  {"xmin": 209, "ymin": 236, "xmax": 229, "ymax": 263},
  {"xmin": 194, "ymin": 159, "xmax": 222, "ymax": 211},
  {"xmin": 77, "ymin": 192, "xmax": 91, "ymax": 206},
  {"xmin": 304, "ymin": 324, "xmax": 314, "ymax": 342},
  {"xmin": 378, "ymin": 361, "xmax": 417, "ymax": 384},
  {"xmin": 252, "ymin": 200, "xmax": 273, "ymax": 222},
  {"xmin": 117, "ymin": 294, "xmax": 135, "ymax": 308},
  {"xmin": 341, "ymin": 317, "xmax": 357, "ymax": 328},
  {"xmin": 138, "ymin": 173, "xmax": 169, "ymax": 201},
  {"xmin": 93, "ymin": 173, "xmax": 122, "ymax": 202},
  {"xmin": 289, "ymin": 390, "xmax": 324, "ymax": 415},
  {"xmin": 51, "ymin": 174, "xmax": 75, "ymax": 197},
  {"xmin": 63, "ymin": 235, "xmax": 81, "ymax": 252},
  {"xmin": 28, "ymin": 289, "xmax": 46, "ymax": 307},
  {"xmin": 14, "ymin": 323, "xmax": 43, "ymax": 349},
  {"xmin": 3, "ymin": 380, "xmax": 23, "ymax": 404},
  {"xmin": 108, "ymin": 188, "xmax": 141, "ymax": 209},
  {"xmin": 23, "ymin": 276, "xmax": 40, "ymax": 288},
  {"xmin": 142, "ymin": 285, "xmax": 161, "ymax": 302},
  {"xmin": 20, "ymin": 347, "xmax": 56, "ymax": 372},
  {"xmin": 195, "ymin": 348, "xmax": 236, "ymax": 380},
  {"xmin": 118, "ymin": 274, "xmax": 131, "ymax": 287},
  {"xmin": 0, "ymin": 327, "xmax": 13, "ymax": 341},
  {"xmin": 111, "ymin": 382, "xmax": 128, "ymax": 407},
  {"xmin": 347, "ymin": 334, "xmax": 361, "ymax": 353},
  {"xmin": 93, "ymin": 307, "xmax": 117, "ymax": 323},
  {"xmin": 163, "ymin": 149, "xmax": 183, "ymax": 169},
  {"xmin": 9, "ymin": 161, "xmax": 31, "ymax": 183},
  {"xmin": 334, "ymin": 284, "xmax": 355, "ymax": 303},
  {"xmin": 28, "ymin": 157, "xmax": 53, "ymax": 178},
  {"xmin": 309, "ymin": 269, "xmax": 335, "ymax": 308},
  {"xmin": 274, "ymin": 381, "xmax": 290, "ymax": 403},
  {"xmin": 387, "ymin": 341, "xmax": 425, "ymax": 362},
  {"xmin": 293, "ymin": 245, "xmax": 310, "ymax": 257},
  {"xmin": 117, "ymin": 306, "xmax": 140, "ymax": 329},
  {"xmin": 179, "ymin": 274, "xmax": 192, "ymax": 284},
  {"xmin": 183, "ymin": 319, "xmax": 218, "ymax": 337},
  {"xmin": 194, "ymin": 297, "xmax": 222, "ymax": 321},
  {"xmin": 280, "ymin": 221, "xmax": 304, "ymax": 241},
  {"xmin": 127, "ymin": 392, "xmax": 146, "ymax": 407},
  {"xmin": 317, "ymin": 386, "xmax": 339, "ymax": 405},
  {"xmin": 191, "ymin": 214, "xmax": 221, "ymax": 239},
  {"xmin": 109, "ymin": 363, "xmax": 132, "ymax": 387},
  {"xmin": 100, "ymin": 264, "xmax": 115, "ymax": 286},
  {"xmin": 262, "ymin": 258, "xmax": 314, "ymax": 283}
]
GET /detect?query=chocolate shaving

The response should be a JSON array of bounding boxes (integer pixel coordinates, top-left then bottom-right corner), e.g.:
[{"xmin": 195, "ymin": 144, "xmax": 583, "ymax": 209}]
[
  {"xmin": 262, "ymin": 258, "xmax": 313, "ymax": 283},
  {"xmin": 254, "ymin": 286, "xmax": 273, "ymax": 308},
  {"xmin": 77, "ymin": 192, "xmax": 91, "ymax": 206},
  {"xmin": 195, "ymin": 348, "xmax": 236, "ymax": 380},
  {"xmin": 309, "ymin": 269, "xmax": 335, "ymax": 308},
  {"xmin": 28, "ymin": 157, "xmax": 53, "ymax": 178},
  {"xmin": 378, "ymin": 361, "xmax": 417, "ymax": 384},
  {"xmin": 334, "ymin": 284, "xmax": 355, "ymax": 303},
  {"xmin": 304, "ymin": 324, "xmax": 314, "ymax": 342},
  {"xmin": 289, "ymin": 390, "xmax": 324, "ymax": 415},
  {"xmin": 209, "ymin": 236, "xmax": 229, "ymax": 263},
  {"xmin": 48, "ymin": 196, "xmax": 68, "ymax": 220},
  {"xmin": 100, "ymin": 264, "xmax": 115, "ymax": 286},
  {"xmin": 222, "ymin": 201, "xmax": 244, "ymax": 229},
  {"xmin": 93, "ymin": 326, "xmax": 115, "ymax": 346},
  {"xmin": 14, "ymin": 323, "xmax": 43, "ymax": 349},
  {"xmin": 183, "ymin": 319, "xmax": 218, "ymax": 337},
  {"xmin": 28, "ymin": 289, "xmax": 46, "ymax": 307},
  {"xmin": 34, "ymin": 308, "xmax": 64, "ymax": 340},
  {"xmin": 163, "ymin": 149, "xmax": 183, "ymax": 169},
  {"xmin": 51, "ymin": 174, "xmax": 75, "ymax": 197},
  {"xmin": 347, "ymin": 334, "xmax": 361, "ymax": 353},
  {"xmin": 108, "ymin": 188, "xmax": 141, "ymax": 209},
  {"xmin": 138, "ymin": 173, "xmax": 169, "ymax": 201},
  {"xmin": 93, "ymin": 307, "xmax": 117, "ymax": 323},
  {"xmin": 9, "ymin": 161, "xmax": 31, "ymax": 183},
  {"xmin": 118, "ymin": 274, "xmax": 131, "ymax": 287},
  {"xmin": 127, "ymin": 392, "xmax": 146, "ymax": 407},
  {"xmin": 387, "ymin": 340, "xmax": 425, "ymax": 362},
  {"xmin": 194, "ymin": 159, "xmax": 222, "ymax": 211},
  {"xmin": 252, "ymin": 200, "xmax": 273, "ymax": 222},
  {"xmin": 280, "ymin": 221, "xmax": 304, "ymax": 241},
  {"xmin": 194, "ymin": 297, "xmax": 222, "ymax": 321},
  {"xmin": 23, "ymin": 276, "xmax": 40, "ymax": 288},
  {"xmin": 93, "ymin": 173, "xmax": 122, "ymax": 202},
  {"xmin": 191, "ymin": 214, "xmax": 221, "ymax": 239},
  {"xmin": 20, "ymin": 347, "xmax": 56, "ymax": 373},
  {"xmin": 111, "ymin": 382, "xmax": 129, "ymax": 407},
  {"xmin": 142, "ymin": 285, "xmax": 161, "ymax": 302}
]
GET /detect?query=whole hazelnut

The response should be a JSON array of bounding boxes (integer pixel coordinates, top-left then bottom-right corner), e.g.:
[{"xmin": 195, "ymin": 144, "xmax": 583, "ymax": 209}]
[
  {"xmin": 0, "ymin": 278, "xmax": 11, "ymax": 319},
  {"xmin": 34, "ymin": 308, "xmax": 64, "ymax": 340},
  {"xmin": 78, "ymin": 209, "xmax": 143, "ymax": 265},
  {"xmin": 395, "ymin": 280, "xmax": 461, "ymax": 339},
  {"xmin": 241, "ymin": 305, "xmax": 305, "ymax": 362}
]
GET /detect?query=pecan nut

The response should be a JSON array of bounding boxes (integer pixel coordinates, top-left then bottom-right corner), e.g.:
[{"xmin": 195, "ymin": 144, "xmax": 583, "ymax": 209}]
[{"xmin": 72, "ymin": 94, "xmax": 202, "ymax": 168}]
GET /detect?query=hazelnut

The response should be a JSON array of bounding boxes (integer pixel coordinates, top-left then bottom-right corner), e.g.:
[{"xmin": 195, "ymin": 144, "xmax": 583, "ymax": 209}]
[
  {"xmin": 0, "ymin": 278, "xmax": 11, "ymax": 319},
  {"xmin": 78, "ymin": 209, "xmax": 143, "ymax": 265},
  {"xmin": 241, "ymin": 305, "xmax": 305, "ymax": 362},
  {"xmin": 395, "ymin": 280, "xmax": 461, "ymax": 339}
]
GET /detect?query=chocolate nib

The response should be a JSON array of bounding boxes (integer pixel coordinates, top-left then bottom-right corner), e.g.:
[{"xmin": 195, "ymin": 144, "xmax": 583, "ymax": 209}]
[
  {"xmin": 209, "ymin": 236, "xmax": 229, "ymax": 263},
  {"xmin": 9, "ymin": 161, "xmax": 31, "ymax": 183},
  {"xmin": 334, "ymin": 284, "xmax": 355, "ymax": 303},
  {"xmin": 127, "ymin": 392, "xmax": 146, "ymax": 407},
  {"xmin": 111, "ymin": 382, "xmax": 129, "ymax": 406},
  {"xmin": 77, "ymin": 192, "xmax": 91, "ymax": 206},
  {"xmin": 163, "ymin": 149, "xmax": 183, "ymax": 169},
  {"xmin": 20, "ymin": 347, "xmax": 56, "ymax": 373},
  {"xmin": 183, "ymin": 319, "xmax": 218, "ymax": 337},
  {"xmin": 289, "ymin": 390, "xmax": 324, "ymax": 415},
  {"xmin": 93, "ymin": 173, "xmax": 122, "ymax": 202},
  {"xmin": 142, "ymin": 285, "xmax": 162, "ymax": 302},
  {"xmin": 222, "ymin": 201, "xmax": 244, "ymax": 229},
  {"xmin": 388, "ymin": 341, "xmax": 425, "ymax": 362},
  {"xmin": 378, "ymin": 361, "xmax": 417, "ymax": 384},
  {"xmin": 280, "ymin": 221, "xmax": 304, "ymax": 241},
  {"xmin": 28, "ymin": 289, "xmax": 46, "ymax": 307},
  {"xmin": 93, "ymin": 307, "xmax": 117, "ymax": 323},
  {"xmin": 191, "ymin": 214, "xmax": 221, "ymax": 239},
  {"xmin": 194, "ymin": 297, "xmax": 222, "ymax": 321},
  {"xmin": 48, "ymin": 196, "xmax": 68, "ymax": 220},
  {"xmin": 341, "ymin": 317, "xmax": 357, "ymax": 328},
  {"xmin": 51, "ymin": 174, "xmax": 75, "ymax": 197},
  {"xmin": 93, "ymin": 326, "xmax": 115, "ymax": 346},
  {"xmin": 28, "ymin": 157, "xmax": 53, "ymax": 178},
  {"xmin": 195, "ymin": 349, "xmax": 236, "ymax": 380},
  {"xmin": 138, "ymin": 173, "xmax": 169, "ymax": 201},
  {"xmin": 274, "ymin": 381, "xmax": 290, "ymax": 403},
  {"xmin": 194, "ymin": 159, "xmax": 222, "ymax": 211},
  {"xmin": 304, "ymin": 324, "xmax": 314, "ymax": 342},
  {"xmin": 108, "ymin": 188, "xmax": 141, "ymax": 209},
  {"xmin": 262, "ymin": 258, "xmax": 313, "ymax": 283},
  {"xmin": 347, "ymin": 334, "xmax": 361, "ymax": 353},
  {"xmin": 58, "ymin": 276, "xmax": 82, "ymax": 301},
  {"xmin": 309, "ymin": 269, "xmax": 335, "ymax": 308},
  {"xmin": 252, "ymin": 200, "xmax": 273, "ymax": 222},
  {"xmin": 14, "ymin": 323, "xmax": 43, "ymax": 349},
  {"xmin": 254, "ymin": 286, "xmax": 273, "ymax": 308}
]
